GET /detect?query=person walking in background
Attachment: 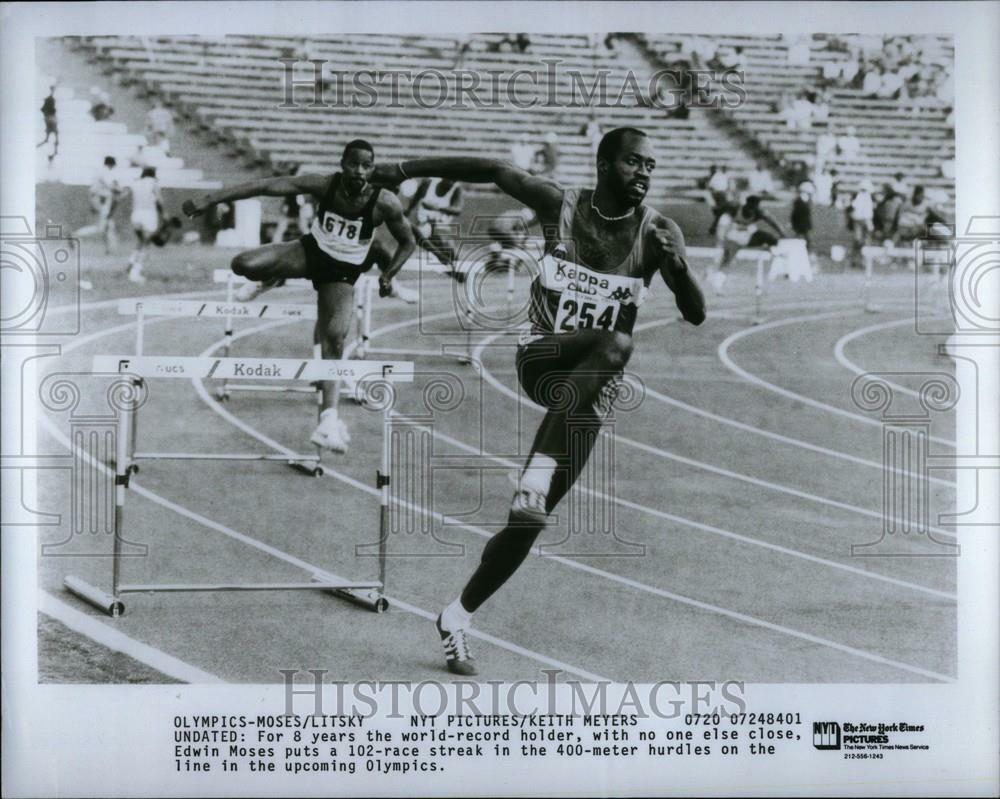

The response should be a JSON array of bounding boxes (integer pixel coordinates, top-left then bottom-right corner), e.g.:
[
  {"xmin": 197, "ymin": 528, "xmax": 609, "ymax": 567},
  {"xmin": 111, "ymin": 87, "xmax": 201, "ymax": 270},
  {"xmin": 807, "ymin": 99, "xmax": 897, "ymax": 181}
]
[
  {"xmin": 847, "ymin": 179, "xmax": 875, "ymax": 270},
  {"xmin": 791, "ymin": 184, "xmax": 814, "ymax": 253},
  {"xmin": 37, "ymin": 85, "xmax": 59, "ymax": 163},
  {"xmin": 74, "ymin": 156, "xmax": 123, "ymax": 254}
]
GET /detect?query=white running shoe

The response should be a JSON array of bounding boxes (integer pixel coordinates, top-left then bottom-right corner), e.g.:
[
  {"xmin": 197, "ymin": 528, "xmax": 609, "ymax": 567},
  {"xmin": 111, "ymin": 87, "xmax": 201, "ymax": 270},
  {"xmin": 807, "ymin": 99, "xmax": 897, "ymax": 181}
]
[
  {"xmin": 708, "ymin": 271, "xmax": 727, "ymax": 296},
  {"xmin": 310, "ymin": 411, "xmax": 351, "ymax": 453},
  {"xmin": 127, "ymin": 264, "xmax": 146, "ymax": 284},
  {"xmin": 387, "ymin": 278, "xmax": 418, "ymax": 304},
  {"xmin": 235, "ymin": 278, "xmax": 284, "ymax": 302}
]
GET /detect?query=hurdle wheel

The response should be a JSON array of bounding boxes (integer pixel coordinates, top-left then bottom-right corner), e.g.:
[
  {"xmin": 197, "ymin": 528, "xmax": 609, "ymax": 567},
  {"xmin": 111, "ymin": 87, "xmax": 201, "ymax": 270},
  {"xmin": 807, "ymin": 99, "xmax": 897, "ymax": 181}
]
[
  {"xmin": 128, "ymin": 464, "xmax": 140, "ymax": 475},
  {"xmin": 311, "ymin": 466, "xmax": 324, "ymax": 477},
  {"xmin": 216, "ymin": 391, "xmax": 230, "ymax": 402}
]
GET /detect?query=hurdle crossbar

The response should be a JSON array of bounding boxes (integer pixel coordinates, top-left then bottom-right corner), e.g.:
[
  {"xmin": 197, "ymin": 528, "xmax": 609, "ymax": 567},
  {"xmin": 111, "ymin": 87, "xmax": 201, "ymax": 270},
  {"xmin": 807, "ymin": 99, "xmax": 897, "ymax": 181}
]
[
  {"xmin": 64, "ymin": 356, "xmax": 412, "ymax": 617},
  {"xmin": 688, "ymin": 245, "xmax": 773, "ymax": 325},
  {"xmin": 861, "ymin": 243, "xmax": 948, "ymax": 314}
]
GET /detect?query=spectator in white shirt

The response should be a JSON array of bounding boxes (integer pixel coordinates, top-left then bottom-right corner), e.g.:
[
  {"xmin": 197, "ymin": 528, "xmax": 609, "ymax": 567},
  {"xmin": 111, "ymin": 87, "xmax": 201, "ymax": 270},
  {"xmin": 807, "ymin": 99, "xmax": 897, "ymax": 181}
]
[
  {"xmin": 862, "ymin": 68, "xmax": 883, "ymax": 97},
  {"xmin": 146, "ymin": 98, "xmax": 175, "ymax": 154},
  {"xmin": 510, "ymin": 134, "xmax": 535, "ymax": 171},
  {"xmin": 837, "ymin": 126, "xmax": 861, "ymax": 161},
  {"xmin": 812, "ymin": 167, "xmax": 834, "ymax": 206},
  {"xmin": 748, "ymin": 162, "xmax": 775, "ymax": 198}
]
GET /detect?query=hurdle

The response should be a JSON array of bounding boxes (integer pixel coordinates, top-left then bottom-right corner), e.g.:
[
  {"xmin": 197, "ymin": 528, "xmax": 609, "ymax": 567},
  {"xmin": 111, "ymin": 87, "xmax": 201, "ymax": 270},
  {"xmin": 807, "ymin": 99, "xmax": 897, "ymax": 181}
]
[
  {"xmin": 63, "ymin": 354, "xmax": 414, "ymax": 617},
  {"xmin": 860, "ymin": 242, "xmax": 950, "ymax": 313},
  {"xmin": 688, "ymin": 245, "xmax": 773, "ymax": 324},
  {"xmin": 118, "ymin": 297, "xmax": 335, "ymax": 475},
  {"xmin": 211, "ymin": 269, "xmax": 377, "ymax": 394}
]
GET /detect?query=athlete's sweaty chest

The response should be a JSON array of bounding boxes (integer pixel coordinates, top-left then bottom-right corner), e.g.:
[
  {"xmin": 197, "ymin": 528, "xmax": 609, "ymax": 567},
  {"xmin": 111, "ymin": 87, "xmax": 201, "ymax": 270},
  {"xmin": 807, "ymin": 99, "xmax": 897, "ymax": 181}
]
[
  {"xmin": 324, "ymin": 185, "xmax": 378, "ymax": 223},
  {"xmin": 567, "ymin": 205, "xmax": 645, "ymax": 275}
]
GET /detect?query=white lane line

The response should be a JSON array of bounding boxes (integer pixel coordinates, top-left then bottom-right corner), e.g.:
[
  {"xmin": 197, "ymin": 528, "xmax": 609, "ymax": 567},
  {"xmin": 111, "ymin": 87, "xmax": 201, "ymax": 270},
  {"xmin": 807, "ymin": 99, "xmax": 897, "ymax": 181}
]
[
  {"xmin": 470, "ymin": 331, "xmax": 957, "ymax": 543},
  {"xmin": 518, "ymin": 305, "xmax": 953, "ymax": 490},
  {"xmin": 718, "ymin": 309, "xmax": 955, "ymax": 448},
  {"xmin": 403, "ymin": 422, "xmax": 955, "ymax": 601},
  {"xmin": 631, "ymin": 315, "xmax": 953, "ymax": 488},
  {"xmin": 38, "ymin": 590, "xmax": 223, "ymax": 684},
  {"xmin": 203, "ymin": 314, "xmax": 954, "ymax": 682},
  {"xmin": 295, "ymin": 305, "xmax": 955, "ymax": 594},
  {"xmin": 833, "ymin": 317, "xmax": 933, "ymax": 401},
  {"xmin": 47, "ymin": 310, "xmax": 608, "ymax": 683}
]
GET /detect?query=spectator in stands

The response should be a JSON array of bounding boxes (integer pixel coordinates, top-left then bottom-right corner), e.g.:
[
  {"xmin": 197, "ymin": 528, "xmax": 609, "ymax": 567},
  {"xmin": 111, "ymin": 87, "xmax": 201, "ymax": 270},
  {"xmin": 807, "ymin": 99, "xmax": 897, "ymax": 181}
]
[
  {"xmin": 788, "ymin": 159, "xmax": 811, "ymax": 188},
  {"xmin": 862, "ymin": 66, "xmax": 883, "ymax": 97},
  {"xmin": 893, "ymin": 185, "xmax": 933, "ymax": 244},
  {"xmin": 812, "ymin": 88, "xmax": 831, "ymax": 123},
  {"xmin": 538, "ymin": 131, "xmax": 559, "ymax": 176},
  {"xmin": 840, "ymin": 54, "xmax": 860, "ymax": 86},
  {"xmin": 705, "ymin": 164, "xmax": 732, "ymax": 235},
  {"xmin": 89, "ymin": 87, "xmax": 115, "ymax": 121},
  {"xmin": 453, "ymin": 34, "xmax": 472, "ymax": 68},
  {"xmin": 874, "ymin": 185, "xmax": 904, "ymax": 244},
  {"xmin": 815, "ymin": 128, "xmax": 837, "ymax": 171},
  {"xmin": 36, "ymin": 85, "xmax": 58, "ymax": 161},
  {"xmin": 791, "ymin": 184, "xmax": 815, "ymax": 252},
  {"xmin": 890, "ymin": 172, "xmax": 910, "ymax": 197},
  {"xmin": 510, "ymin": 133, "xmax": 535, "ymax": 171},
  {"xmin": 748, "ymin": 161, "xmax": 776, "ymax": 199},
  {"xmin": 514, "ymin": 34, "xmax": 531, "ymax": 54},
  {"xmin": 787, "ymin": 35, "xmax": 811, "ymax": 66},
  {"xmin": 939, "ymin": 148, "xmax": 956, "ymax": 180},
  {"xmin": 847, "ymin": 179, "xmax": 875, "ymax": 270},
  {"xmin": 877, "ymin": 69, "xmax": 904, "ymax": 99},
  {"xmin": 812, "ymin": 166, "xmax": 835, "ymax": 207},
  {"xmin": 837, "ymin": 126, "xmax": 861, "ymax": 161},
  {"xmin": 146, "ymin": 98, "xmax": 175, "ymax": 155}
]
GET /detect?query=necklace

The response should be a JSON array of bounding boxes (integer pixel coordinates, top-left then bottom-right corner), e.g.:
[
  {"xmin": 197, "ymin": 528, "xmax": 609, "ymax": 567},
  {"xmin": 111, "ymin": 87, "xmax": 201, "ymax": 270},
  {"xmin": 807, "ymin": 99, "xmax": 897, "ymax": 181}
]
[{"xmin": 590, "ymin": 193, "xmax": 635, "ymax": 222}]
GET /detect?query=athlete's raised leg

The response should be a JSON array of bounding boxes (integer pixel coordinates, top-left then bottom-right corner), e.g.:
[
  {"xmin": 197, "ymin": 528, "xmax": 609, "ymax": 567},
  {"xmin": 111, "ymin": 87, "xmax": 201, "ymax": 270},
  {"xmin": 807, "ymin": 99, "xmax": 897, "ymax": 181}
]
[{"xmin": 231, "ymin": 239, "xmax": 312, "ymax": 282}]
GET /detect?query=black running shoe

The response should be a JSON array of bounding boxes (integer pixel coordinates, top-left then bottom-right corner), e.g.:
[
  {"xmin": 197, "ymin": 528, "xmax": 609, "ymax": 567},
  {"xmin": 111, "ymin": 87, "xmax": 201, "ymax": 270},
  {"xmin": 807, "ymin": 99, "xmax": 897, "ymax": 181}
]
[{"xmin": 436, "ymin": 613, "xmax": 478, "ymax": 676}]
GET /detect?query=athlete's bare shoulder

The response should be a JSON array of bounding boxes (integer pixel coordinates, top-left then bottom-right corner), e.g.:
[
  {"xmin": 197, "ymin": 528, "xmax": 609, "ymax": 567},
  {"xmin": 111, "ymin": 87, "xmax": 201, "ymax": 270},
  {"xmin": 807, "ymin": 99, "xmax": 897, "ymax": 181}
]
[{"xmin": 373, "ymin": 187, "xmax": 406, "ymax": 224}]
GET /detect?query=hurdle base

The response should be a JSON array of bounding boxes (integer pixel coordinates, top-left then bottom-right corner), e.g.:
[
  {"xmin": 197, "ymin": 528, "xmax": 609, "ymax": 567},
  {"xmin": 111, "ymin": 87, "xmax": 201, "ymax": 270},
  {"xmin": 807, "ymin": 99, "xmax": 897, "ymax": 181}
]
[
  {"xmin": 288, "ymin": 460, "xmax": 324, "ymax": 477},
  {"xmin": 64, "ymin": 576, "xmax": 125, "ymax": 617},
  {"xmin": 311, "ymin": 577, "xmax": 388, "ymax": 613}
]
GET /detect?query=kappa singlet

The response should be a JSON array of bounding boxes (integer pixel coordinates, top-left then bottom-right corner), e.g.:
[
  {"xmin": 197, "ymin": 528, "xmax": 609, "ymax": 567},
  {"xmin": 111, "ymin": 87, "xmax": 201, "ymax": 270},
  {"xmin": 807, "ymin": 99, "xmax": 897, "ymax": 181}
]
[
  {"xmin": 309, "ymin": 173, "xmax": 381, "ymax": 265},
  {"xmin": 524, "ymin": 188, "xmax": 654, "ymax": 341}
]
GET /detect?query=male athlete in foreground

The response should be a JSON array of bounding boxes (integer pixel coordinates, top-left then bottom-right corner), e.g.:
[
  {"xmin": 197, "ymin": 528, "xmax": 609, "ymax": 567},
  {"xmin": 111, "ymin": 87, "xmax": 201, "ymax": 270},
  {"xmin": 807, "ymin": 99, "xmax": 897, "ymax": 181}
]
[
  {"xmin": 374, "ymin": 127, "xmax": 706, "ymax": 675},
  {"xmin": 184, "ymin": 140, "xmax": 415, "ymax": 453}
]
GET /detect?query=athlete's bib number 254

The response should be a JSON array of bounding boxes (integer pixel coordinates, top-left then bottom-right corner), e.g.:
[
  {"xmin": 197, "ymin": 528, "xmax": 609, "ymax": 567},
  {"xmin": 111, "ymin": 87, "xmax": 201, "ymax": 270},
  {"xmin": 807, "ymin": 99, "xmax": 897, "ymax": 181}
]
[
  {"xmin": 554, "ymin": 294, "xmax": 620, "ymax": 332},
  {"xmin": 321, "ymin": 212, "xmax": 359, "ymax": 241}
]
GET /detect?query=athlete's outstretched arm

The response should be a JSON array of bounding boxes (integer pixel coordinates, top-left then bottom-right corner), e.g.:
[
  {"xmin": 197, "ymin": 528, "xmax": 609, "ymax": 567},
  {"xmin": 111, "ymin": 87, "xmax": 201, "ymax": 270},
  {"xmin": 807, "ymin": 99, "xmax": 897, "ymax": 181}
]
[
  {"xmin": 377, "ymin": 192, "xmax": 416, "ymax": 285},
  {"xmin": 374, "ymin": 159, "xmax": 563, "ymax": 223},
  {"xmin": 182, "ymin": 174, "xmax": 329, "ymax": 217},
  {"xmin": 649, "ymin": 215, "xmax": 706, "ymax": 325}
]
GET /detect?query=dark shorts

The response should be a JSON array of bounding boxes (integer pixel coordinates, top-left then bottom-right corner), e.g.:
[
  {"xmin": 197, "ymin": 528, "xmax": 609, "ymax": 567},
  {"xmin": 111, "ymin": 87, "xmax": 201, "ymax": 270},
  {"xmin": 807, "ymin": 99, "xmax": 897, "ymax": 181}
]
[
  {"xmin": 515, "ymin": 336, "xmax": 623, "ymax": 420},
  {"xmin": 300, "ymin": 233, "xmax": 376, "ymax": 289},
  {"xmin": 44, "ymin": 114, "xmax": 58, "ymax": 134}
]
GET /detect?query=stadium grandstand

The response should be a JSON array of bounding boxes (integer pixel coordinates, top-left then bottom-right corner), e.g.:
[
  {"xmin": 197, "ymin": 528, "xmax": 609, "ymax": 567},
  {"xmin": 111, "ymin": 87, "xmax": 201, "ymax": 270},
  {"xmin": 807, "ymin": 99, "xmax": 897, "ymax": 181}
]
[{"xmin": 39, "ymin": 33, "xmax": 953, "ymax": 253}]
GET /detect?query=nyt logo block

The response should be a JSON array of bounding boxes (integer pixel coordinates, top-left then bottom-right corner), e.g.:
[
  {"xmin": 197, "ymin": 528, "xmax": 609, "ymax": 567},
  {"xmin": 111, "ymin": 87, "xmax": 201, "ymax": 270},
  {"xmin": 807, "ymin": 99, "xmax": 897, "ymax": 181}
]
[{"xmin": 813, "ymin": 722, "xmax": 841, "ymax": 750}]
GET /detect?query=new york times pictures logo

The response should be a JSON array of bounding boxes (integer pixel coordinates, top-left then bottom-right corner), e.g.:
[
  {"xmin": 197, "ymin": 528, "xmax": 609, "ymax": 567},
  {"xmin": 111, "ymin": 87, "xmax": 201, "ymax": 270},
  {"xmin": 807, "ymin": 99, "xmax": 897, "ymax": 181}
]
[{"xmin": 812, "ymin": 721, "xmax": 841, "ymax": 750}]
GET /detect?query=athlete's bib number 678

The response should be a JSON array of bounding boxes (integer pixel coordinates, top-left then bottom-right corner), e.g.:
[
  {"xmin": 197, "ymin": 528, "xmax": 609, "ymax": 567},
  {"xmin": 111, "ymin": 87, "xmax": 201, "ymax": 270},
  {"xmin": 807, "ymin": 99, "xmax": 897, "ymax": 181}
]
[
  {"xmin": 555, "ymin": 295, "xmax": 619, "ymax": 332},
  {"xmin": 322, "ymin": 213, "xmax": 359, "ymax": 241}
]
